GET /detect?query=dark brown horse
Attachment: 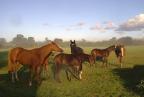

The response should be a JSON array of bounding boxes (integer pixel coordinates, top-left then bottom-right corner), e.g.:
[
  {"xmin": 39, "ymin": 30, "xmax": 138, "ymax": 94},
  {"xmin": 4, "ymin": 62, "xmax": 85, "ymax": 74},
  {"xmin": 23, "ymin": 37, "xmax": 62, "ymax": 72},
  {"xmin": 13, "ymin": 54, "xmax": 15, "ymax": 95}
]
[
  {"xmin": 8, "ymin": 42, "xmax": 63, "ymax": 86},
  {"xmin": 70, "ymin": 40, "xmax": 94, "ymax": 66},
  {"xmin": 115, "ymin": 44, "xmax": 126, "ymax": 68},
  {"xmin": 91, "ymin": 45, "xmax": 116, "ymax": 67},
  {"xmin": 54, "ymin": 53, "xmax": 83, "ymax": 82},
  {"xmin": 70, "ymin": 40, "xmax": 84, "ymax": 55}
]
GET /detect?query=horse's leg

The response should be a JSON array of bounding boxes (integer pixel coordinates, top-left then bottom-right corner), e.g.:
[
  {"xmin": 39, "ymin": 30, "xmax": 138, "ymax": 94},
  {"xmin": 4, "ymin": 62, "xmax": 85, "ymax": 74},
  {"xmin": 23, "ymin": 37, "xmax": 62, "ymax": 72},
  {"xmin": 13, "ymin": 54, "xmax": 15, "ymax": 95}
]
[
  {"xmin": 44, "ymin": 59, "xmax": 49, "ymax": 78},
  {"xmin": 65, "ymin": 70, "xmax": 71, "ymax": 81},
  {"xmin": 15, "ymin": 62, "xmax": 20, "ymax": 81},
  {"xmin": 101, "ymin": 57, "xmax": 105, "ymax": 67},
  {"xmin": 11, "ymin": 72, "xmax": 15, "ymax": 83},
  {"xmin": 45, "ymin": 63, "xmax": 49, "ymax": 78},
  {"xmin": 119, "ymin": 56, "xmax": 123, "ymax": 68},
  {"xmin": 79, "ymin": 70, "xmax": 83, "ymax": 80},
  {"xmin": 35, "ymin": 66, "xmax": 42, "ymax": 84},
  {"xmin": 29, "ymin": 69, "xmax": 33, "ymax": 86},
  {"xmin": 67, "ymin": 66, "xmax": 81, "ymax": 80},
  {"xmin": 12, "ymin": 63, "xmax": 18, "ymax": 83},
  {"xmin": 93, "ymin": 55, "xmax": 97, "ymax": 67},
  {"xmin": 15, "ymin": 70, "xmax": 19, "ymax": 81},
  {"xmin": 78, "ymin": 63, "xmax": 83, "ymax": 80},
  {"xmin": 55, "ymin": 64, "xmax": 61, "ymax": 83},
  {"xmin": 105, "ymin": 57, "xmax": 108, "ymax": 67}
]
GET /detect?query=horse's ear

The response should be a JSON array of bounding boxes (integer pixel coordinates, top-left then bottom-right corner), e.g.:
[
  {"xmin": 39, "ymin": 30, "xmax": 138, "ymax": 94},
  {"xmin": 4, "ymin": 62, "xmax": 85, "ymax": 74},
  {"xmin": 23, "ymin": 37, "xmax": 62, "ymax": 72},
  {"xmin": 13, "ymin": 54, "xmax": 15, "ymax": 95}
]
[
  {"xmin": 74, "ymin": 40, "xmax": 75, "ymax": 43},
  {"xmin": 51, "ymin": 41, "xmax": 55, "ymax": 44},
  {"xmin": 70, "ymin": 40, "xmax": 72, "ymax": 43}
]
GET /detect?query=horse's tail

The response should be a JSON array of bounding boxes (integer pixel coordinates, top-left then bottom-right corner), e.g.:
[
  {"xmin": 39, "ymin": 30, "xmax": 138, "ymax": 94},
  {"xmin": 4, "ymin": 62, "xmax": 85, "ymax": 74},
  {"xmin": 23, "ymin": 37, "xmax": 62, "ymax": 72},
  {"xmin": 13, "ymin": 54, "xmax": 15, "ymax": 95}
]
[
  {"xmin": 8, "ymin": 48, "xmax": 21, "ymax": 74},
  {"xmin": 8, "ymin": 49, "xmax": 13, "ymax": 74}
]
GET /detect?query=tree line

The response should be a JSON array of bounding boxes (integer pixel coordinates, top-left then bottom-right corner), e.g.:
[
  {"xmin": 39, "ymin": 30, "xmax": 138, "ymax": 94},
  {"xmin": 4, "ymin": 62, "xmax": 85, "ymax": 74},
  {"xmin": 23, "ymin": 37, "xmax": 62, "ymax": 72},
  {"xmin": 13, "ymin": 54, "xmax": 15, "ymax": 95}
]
[{"xmin": 0, "ymin": 34, "xmax": 144, "ymax": 49}]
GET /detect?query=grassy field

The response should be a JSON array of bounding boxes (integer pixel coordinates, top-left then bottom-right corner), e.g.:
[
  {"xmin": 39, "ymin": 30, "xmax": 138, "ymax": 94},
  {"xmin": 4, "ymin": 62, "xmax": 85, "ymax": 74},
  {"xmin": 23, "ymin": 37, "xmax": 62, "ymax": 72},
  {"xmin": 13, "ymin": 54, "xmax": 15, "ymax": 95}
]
[{"xmin": 0, "ymin": 46, "xmax": 144, "ymax": 97}]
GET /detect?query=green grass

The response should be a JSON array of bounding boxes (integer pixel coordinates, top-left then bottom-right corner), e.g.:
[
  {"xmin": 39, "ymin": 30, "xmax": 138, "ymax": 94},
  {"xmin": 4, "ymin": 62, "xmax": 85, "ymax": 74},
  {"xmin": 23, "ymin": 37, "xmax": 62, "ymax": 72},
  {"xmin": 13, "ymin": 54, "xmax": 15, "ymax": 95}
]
[{"xmin": 0, "ymin": 46, "xmax": 144, "ymax": 97}]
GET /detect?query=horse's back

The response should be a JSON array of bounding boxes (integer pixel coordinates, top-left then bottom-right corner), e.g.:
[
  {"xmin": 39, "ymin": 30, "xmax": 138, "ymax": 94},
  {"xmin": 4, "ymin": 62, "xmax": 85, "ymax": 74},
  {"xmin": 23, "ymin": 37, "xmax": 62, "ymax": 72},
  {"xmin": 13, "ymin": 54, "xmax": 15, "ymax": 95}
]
[{"xmin": 54, "ymin": 53, "xmax": 80, "ymax": 66}]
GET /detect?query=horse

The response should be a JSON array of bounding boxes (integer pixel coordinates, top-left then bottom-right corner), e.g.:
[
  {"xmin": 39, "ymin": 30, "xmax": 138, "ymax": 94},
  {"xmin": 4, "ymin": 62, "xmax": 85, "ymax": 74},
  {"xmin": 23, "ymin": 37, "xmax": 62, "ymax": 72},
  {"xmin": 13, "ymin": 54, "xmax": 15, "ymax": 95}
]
[
  {"xmin": 75, "ymin": 53, "xmax": 94, "ymax": 66},
  {"xmin": 70, "ymin": 40, "xmax": 94, "ymax": 66},
  {"xmin": 91, "ymin": 45, "xmax": 116, "ymax": 67},
  {"xmin": 54, "ymin": 53, "xmax": 83, "ymax": 82},
  {"xmin": 8, "ymin": 42, "xmax": 63, "ymax": 86},
  {"xmin": 115, "ymin": 44, "xmax": 126, "ymax": 68},
  {"xmin": 70, "ymin": 40, "xmax": 84, "ymax": 55}
]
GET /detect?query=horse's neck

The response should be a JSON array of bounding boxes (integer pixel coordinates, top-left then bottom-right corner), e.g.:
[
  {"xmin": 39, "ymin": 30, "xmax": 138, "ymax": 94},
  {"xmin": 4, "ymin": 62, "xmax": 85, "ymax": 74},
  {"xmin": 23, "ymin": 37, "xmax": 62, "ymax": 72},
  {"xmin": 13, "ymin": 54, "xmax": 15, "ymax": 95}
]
[
  {"xmin": 106, "ymin": 46, "xmax": 114, "ymax": 53},
  {"xmin": 39, "ymin": 44, "xmax": 52, "ymax": 58},
  {"xmin": 71, "ymin": 46, "xmax": 77, "ymax": 53}
]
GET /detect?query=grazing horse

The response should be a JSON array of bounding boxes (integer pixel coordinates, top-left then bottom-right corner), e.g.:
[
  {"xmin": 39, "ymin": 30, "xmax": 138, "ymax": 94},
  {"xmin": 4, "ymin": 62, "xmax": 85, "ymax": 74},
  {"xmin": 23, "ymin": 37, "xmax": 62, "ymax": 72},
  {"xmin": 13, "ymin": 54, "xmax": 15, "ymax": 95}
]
[
  {"xmin": 54, "ymin": 53, "xmax": 83, "ymax": 82},
  {"xmin": 70, "ymin": 40, "xmax": 84, "ymax": 55},
  {"xmin": 115, "ymin": 44, "xmax": 126, "ymax": 68},
  {"xmin": 8, "ymin": 42, "xmax": 63, "ymax": 86},
  {"xmin": 91, "ymin": 45, "xmax": 116, "ymax": 67},
  {"xmin": 75, "ymin": 53, "xmax": 94, "ymax": 66}
]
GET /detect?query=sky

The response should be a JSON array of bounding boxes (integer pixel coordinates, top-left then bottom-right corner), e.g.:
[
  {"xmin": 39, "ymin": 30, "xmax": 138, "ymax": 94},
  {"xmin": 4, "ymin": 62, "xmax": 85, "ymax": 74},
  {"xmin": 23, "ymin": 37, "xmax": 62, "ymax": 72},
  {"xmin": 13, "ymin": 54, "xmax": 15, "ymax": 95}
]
[{"xmin": 0, "ymin": 0, "xmax": 144, "ymax": 41}]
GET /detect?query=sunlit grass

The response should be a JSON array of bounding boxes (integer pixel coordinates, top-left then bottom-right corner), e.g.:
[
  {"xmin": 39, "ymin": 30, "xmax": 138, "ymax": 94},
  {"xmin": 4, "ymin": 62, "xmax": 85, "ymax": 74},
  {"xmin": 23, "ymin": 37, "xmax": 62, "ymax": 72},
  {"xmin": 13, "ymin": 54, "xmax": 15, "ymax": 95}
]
[{"xmin": 0, "ymin": 46, "xmax": 144, "ymax": 97}]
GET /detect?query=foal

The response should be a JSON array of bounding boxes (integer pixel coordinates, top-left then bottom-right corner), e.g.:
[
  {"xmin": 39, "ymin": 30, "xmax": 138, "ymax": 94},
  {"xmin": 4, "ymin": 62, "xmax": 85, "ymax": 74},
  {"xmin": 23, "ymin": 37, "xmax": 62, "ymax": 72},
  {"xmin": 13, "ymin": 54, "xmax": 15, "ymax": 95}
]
[{"xmin": 54, "ymin": 53, "xmax": 83, "ymax": 82}]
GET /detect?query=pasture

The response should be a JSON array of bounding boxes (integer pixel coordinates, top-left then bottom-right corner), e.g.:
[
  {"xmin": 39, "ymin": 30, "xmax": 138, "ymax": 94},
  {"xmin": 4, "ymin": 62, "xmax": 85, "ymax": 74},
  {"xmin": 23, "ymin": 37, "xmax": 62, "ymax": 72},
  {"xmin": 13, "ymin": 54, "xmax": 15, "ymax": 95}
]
[{"xmin": 0, "ymin": 46, "xmax": 144, "ymax": 97}]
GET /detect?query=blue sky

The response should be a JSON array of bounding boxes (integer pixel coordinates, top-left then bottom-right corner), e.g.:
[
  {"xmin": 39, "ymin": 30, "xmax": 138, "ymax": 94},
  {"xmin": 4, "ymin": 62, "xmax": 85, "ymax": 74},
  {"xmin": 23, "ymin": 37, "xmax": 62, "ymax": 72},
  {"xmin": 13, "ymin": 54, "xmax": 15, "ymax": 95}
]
[{"xmin": 0, "ymin": 0, "xmax": 144, "ymax": 41}]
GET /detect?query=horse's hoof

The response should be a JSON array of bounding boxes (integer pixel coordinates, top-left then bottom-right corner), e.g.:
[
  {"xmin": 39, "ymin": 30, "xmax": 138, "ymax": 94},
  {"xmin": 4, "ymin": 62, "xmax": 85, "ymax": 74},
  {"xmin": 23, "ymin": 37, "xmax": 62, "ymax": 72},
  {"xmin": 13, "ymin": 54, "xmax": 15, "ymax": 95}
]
[
  {"xmin": 38, "ymin": 81, "xmax": 42, "ymax": 85},
  {"xmin": 12, "ymin": 81, "xmax": 15, "ymax": 83},
  {"xmin": 57, "ymin": 80, "xmax": 61, "ymax": 83},
  {"xmin": 16, "ymin": 78, "xmax": 19, "ymax": 81},
  {"xmin": 29, "ymin": 82, "xmax": 32, "ymax": 87},
  {"xmin": 68, "ymin": 78, "xmax": 71, "ymax": 81}
]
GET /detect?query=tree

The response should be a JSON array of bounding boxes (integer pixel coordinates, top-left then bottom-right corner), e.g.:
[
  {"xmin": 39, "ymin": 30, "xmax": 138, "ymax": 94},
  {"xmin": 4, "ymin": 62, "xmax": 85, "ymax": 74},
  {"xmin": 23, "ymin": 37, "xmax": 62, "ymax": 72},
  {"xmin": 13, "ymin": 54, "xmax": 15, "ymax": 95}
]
[
  {"xmin": 118, "ymin": 36, "xmax": 133, "ymax": 45},
  {"xmin": 27, "ymin": 37, "xmax": 35, "ymax": 47},
  {"xmin": 54, "ymin": 38, "xmax": 63, "ymax": 44},
  {"xmin": 11, "ymin": 34, "xmax": 27, "ymax": 47},
  {"xmin": 0, "ymin": 38, "xmax": 7, "ymax": 48}
]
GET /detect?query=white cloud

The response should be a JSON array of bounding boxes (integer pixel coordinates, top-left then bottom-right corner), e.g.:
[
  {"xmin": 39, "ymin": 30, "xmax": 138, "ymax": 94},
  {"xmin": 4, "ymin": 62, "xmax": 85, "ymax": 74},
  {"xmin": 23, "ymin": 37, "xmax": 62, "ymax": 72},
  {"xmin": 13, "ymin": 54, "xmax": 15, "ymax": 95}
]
[
  {"xmin": 104, "ymin": 21, "xmax": 117, "ymax": 29},
  {"xmin": 116, "ymin": 13, "xmax": 144, "ymax": 31},
  {"xmin": 90, "ymin": 23, "xmax": 105, "ymax": 32},
  {"xmin": 90, "ymin": 22, "xmax": 116, "ymax": 32}
]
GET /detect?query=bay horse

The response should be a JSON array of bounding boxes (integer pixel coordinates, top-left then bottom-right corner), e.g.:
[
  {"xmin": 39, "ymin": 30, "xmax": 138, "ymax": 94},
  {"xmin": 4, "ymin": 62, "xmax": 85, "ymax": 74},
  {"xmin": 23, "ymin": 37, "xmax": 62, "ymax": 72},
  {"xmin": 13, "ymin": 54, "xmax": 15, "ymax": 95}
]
[
  {"xmin": 91, "ymin": 45, "xmax": 116, "ymax": 67},
  {"xmin": 115, "ymin": 44, "xmax": 126, "ymax": 68},
  {"xmin": 8, "ymin": 42, "xmax": 63, "ymax": 86},
  {"xmin": 54, "ymin": 53, "xmax": 83, "ymax": 82},
  {"xmin": 70, "ymin": 40, "xmax": 84, "ymax": 55},
  {"xmin": 75, "ymin": 53, "xmax": 94, "ymax": 66}
]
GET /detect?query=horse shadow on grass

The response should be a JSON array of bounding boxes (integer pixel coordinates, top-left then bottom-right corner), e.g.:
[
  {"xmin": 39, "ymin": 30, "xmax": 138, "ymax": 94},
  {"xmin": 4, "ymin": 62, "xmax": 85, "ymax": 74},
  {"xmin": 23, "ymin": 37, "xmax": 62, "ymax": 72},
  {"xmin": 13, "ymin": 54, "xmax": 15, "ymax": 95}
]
[
  {"xmin": 113, "ymin": 64, "xmax": 144, "ymax": 96},
  {"xmin": 0, "ymin": 67, "xmax": 40, "ymax": 97}
]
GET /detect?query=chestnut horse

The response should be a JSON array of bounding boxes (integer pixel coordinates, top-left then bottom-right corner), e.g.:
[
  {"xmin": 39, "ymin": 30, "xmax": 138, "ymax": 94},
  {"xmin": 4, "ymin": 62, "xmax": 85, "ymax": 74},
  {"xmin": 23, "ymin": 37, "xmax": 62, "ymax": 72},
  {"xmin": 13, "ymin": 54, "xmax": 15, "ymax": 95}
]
[
  {"xmin": 54, "ymin": 53, "xmax": 83, "ymax": 82},
  {"xmin": 70, "ymin": 40, "xmax": 84, "ymax": 55},
  {"xmin": 8, "ymin": 42, "xmax": 63, "ymax": 86},
  {"xmin": 115, "ymin": 44, "xmax": 126, "ymax": 68},
  {"xmin": 91, "ymin": 45, "xmax": 116, "ymax": 67}
]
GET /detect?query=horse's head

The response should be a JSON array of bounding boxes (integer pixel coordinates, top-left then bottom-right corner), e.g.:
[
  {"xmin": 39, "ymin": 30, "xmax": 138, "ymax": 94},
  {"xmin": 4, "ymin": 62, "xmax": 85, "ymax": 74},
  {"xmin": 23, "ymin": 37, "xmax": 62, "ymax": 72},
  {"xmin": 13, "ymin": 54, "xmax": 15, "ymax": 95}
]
[
  {"xmin": 70, "ymin": 40, "xmax": 76, "ymax": 48},
  {"xmin": 50, "ymin": 42, "xmax": 63, "ymax": 52},
  {"xmin": 114, "ymin": 44, "xmax": 125, "ymax": 57},
  {"xmin": 107, "ymin": 45, "xmax": 117, "ymax": 52}
]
